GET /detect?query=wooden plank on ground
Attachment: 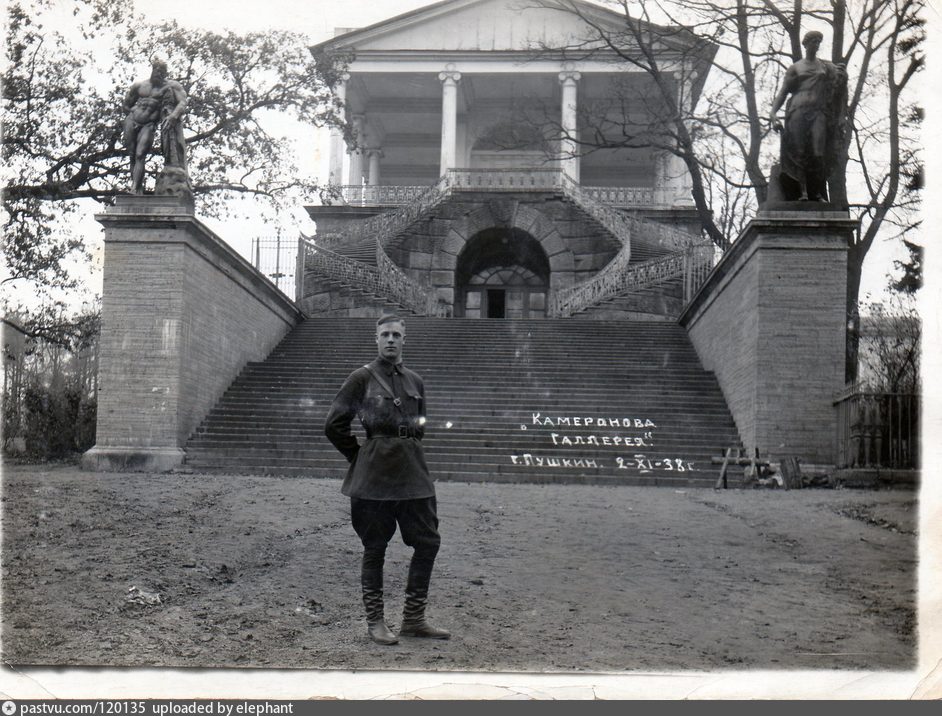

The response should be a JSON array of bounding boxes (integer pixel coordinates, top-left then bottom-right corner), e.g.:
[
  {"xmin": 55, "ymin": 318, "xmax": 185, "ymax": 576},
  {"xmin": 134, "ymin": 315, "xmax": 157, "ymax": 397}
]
[
  {"xmin": 714, "ymin": 447, "xmax": 734, "ymax": 490},
  {"xmin": 780, "ymin": 456, "xmax": 802, "ymax": 490}
]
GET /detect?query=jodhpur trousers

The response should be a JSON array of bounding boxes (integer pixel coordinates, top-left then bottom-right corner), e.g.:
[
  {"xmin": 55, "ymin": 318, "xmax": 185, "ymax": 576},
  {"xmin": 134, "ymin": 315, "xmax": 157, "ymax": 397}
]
[{"xmin": 350, "ymin": 496, "xmax": 441, "ymax": 596}]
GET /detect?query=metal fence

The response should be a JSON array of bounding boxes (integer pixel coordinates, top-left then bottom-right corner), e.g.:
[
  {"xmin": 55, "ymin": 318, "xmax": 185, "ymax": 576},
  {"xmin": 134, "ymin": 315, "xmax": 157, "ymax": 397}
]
[
  {"xmin": 834, "ymin": 386, "xmax": 919, "ymax": 469},
  {"xmin": 251, "ymin": 236, "xmax": 299, "ymax": 297}
]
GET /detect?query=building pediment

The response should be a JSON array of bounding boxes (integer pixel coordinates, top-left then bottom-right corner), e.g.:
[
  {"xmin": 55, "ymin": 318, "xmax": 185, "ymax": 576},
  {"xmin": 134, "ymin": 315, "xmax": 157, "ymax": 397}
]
[{"xmin": 313, "ymin": 0, "xmax": 697, "ymax": 57}]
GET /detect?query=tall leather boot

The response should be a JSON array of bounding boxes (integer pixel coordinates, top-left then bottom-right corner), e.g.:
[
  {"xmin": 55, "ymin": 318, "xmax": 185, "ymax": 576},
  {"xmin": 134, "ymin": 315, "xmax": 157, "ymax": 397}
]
[
  {"xmin": 363, "ymin": 589, "xmax": 398, "ymax": 645},
  {"xmin": 361, "ymin": 550, "xmax": 397, "ymax": 645},
  {"xmin": 399, "ymin": 551, "xmax": 450, "ymax": 639}
]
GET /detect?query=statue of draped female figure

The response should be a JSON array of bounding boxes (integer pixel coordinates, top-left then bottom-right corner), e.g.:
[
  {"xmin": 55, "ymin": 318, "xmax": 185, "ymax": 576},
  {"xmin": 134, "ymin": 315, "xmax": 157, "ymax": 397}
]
[{"xmin": 769, "ymin": 31, "xmax": 848, "ymax": 203}]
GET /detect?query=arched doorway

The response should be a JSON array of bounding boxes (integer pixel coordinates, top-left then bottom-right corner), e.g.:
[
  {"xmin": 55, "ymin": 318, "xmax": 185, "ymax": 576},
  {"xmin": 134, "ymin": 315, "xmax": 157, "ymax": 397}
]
[{"xmin": 455, "ymin": 228, "xmax": 550, "ymax": 318}]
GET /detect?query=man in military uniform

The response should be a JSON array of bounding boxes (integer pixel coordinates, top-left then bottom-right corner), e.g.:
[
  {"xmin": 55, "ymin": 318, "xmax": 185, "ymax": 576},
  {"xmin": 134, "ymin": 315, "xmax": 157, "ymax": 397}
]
[{"xmin": 325, "ymin": 315, "xmax": 450, "ymax": 645}]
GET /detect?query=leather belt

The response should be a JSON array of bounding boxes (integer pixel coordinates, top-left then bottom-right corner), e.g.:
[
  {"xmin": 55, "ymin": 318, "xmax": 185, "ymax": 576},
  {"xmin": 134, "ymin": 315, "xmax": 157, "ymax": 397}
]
[{"xmin": 368, "ymin": 425, "xmax": 417, "ymax": 439}]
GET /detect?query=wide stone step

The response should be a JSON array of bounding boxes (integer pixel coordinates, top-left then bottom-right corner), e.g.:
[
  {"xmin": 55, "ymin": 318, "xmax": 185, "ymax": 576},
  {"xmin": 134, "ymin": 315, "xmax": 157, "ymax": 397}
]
[
  {"xmin": 181, "ymin": 462, "xmax": 726, "ymax": 488},
  {"xmin": 274, "ymin": 328, "xmax": 698, "ymax": 339},
  {"xmin": 223, "ymin": 369, "xmax": 718, "ymax": 382},
  {"xmin": 184, "ymin": 440, "xmax": 728, "ymax": 457},
  {"xmin": 232, "ymin": 365, "xmax": 714, "ymax": 376},
  {"xmin": 296, "ymin": 317, "xmax": 687, "ymax": 326},
  {"xmin": 209, "ymin": 395, "xmax": 729, "ymax": 410},
  {"xmin": 207, "ymin": 390, "xmax": 732, "ymax": 404},
  {"xmin": 183, "ymin": 462, "xmax": 721, "ymax": 488},
  {"xmin": 221, "ymin": 370, "xmax": 720, "ymax": 382},
  {"xmin": 199, "ymin": 413, "xmax": 738, "ymax": 430},
  {"xmin": 186, "ymin": 430, "xmax": 738, "ymax": 449},
  {"xmin": 186, "ymin": 454, "xmax": 738, "ymax": 476},
  {"xmin": 207, "ymin": 409, "xmax": 732, "ymax": 422},
  {"xmin": 272, "ymin": 347, "xmax": 701, "ymax": 357},
  {"xmin": 217, "ymin": 378, "xmax": 724, "ymax": 390},
  {"xmin": 192, "ymin": 430, "xmax": 738, "ymax": 449},
  {"xmin": 201, "ymin": 396, "xmax": 736, "ymax": 410},
  {"xmin": 185, "ymin": 317, "xmax": 742, "ymax": 486},
  {"xmin": 265, "ymin": 339, "xmax": 703, "ymax": 350},
  {"xmin": 188, "ymin": 431, "xmax": 735, "ymax": 449},
  {"xmin": 185, "ymin": 452, "xmax": 719, "ymax": 476},
  {"xmin": 189, "ymin": 424, "xmax": 739, "ymax": 441}
]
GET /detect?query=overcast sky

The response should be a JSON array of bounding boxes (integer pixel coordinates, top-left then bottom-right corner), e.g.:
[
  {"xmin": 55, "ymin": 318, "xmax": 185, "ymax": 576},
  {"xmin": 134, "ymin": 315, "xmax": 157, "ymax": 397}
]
[{"xmin": 136, "ymin": 0, "xmax": 434, "ymax": 39}]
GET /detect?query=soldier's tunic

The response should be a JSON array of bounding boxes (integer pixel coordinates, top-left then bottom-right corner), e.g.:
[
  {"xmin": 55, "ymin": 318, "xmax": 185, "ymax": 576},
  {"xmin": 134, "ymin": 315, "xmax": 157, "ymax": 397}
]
[{"xmin": 325, "ymin": 356, "xmax": 434, "ymax": 501}]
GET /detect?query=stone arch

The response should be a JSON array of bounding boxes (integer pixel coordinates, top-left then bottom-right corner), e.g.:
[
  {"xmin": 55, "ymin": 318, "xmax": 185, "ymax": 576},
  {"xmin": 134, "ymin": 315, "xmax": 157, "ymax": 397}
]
[
  {"xmin": 433, "ymin": 201, "xmax": 575, "ymax": 304},
  {"xmin": 454, "ymin": 228, "xmax": 550, "ymax": 318}
]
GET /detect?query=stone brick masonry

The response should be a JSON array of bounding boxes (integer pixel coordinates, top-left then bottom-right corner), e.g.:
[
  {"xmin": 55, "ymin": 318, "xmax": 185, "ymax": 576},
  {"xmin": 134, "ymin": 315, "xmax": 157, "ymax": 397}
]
[
  {"xmin": 83, "ymin": 196, "xmax": 300, "ymax": 471},
  {"xmin": 679, "ymin": 210, "xmax": 857, "ymax": 465}
]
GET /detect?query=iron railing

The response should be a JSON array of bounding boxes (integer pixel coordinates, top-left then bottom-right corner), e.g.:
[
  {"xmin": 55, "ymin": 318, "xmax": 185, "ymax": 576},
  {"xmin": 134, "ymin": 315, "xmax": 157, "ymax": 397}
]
[
  {"xmin": 333, "ymin": 181, "xmax": 670, "ymax": 209},
  {"xmin": 549, "ymin": 241, "xmax": 715, "ymax": 317},
  {"xmin": 329, "ymin": 175, "xmax": 452, "ymax": 252},
  {"xmin": 833, "ymin": 386, "xmax": 919, "ymax": 469},
  {"xmin": 300, "ymin": 238, "xmax": 438, "ymax": 316}
]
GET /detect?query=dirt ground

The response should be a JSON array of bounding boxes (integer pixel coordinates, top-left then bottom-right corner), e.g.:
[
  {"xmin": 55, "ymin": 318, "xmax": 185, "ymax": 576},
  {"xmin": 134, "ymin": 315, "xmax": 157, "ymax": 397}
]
[{"xmin": 1, "ymin": 462, "xmax": 917, "ymax": 673}]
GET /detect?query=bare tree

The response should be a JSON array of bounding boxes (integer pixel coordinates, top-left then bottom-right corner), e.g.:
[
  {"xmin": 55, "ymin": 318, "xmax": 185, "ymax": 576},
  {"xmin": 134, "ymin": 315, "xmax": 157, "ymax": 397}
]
[{"xmin": 525, "ymin": 0, "xmax": 923, "ymax": 380}]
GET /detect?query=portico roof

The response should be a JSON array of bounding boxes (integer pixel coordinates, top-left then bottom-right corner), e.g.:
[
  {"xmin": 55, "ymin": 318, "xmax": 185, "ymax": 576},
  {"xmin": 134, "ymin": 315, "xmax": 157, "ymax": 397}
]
[{"xmin": 311, "ymin": 0, "xmax": 715, "ymax": 102}]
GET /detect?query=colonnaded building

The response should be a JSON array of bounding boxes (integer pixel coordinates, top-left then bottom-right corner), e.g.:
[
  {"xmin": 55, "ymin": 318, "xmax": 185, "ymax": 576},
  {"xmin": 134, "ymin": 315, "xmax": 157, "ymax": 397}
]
[{"xmin": 84, "ymin": 0, "xmax": 858, "ymax": 485}]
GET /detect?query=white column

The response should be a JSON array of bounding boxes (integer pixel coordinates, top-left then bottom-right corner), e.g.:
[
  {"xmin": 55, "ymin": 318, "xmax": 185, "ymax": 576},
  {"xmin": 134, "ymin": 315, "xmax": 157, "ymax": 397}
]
[
  {"xmin": 559, "ymin": 69, "xmax": 581, "ymax": 183},
  {"xmin": 654, "ymin": 152, "xmax": 670, "ymax": 206},
  {"xmin": 456, "ymin": 117, "xmax": 468, "ymax": 169},
  {"xmin": 671, "ymin": 70, "xmax": 695, "ymax": 206},
  {"xmin": 439, "ymin": 67, "xmax": 461, "ymax": 176},
  {"xmin": 367, "ymin": 149, "xmax": 383, "ymax": 186},
  {"xmin": 327, "ymin": 73, "xmax": 349, "ymax": 186},
  {"xmin": 347, "ymin": 114, "xmax": 365, "ymax": 186}
]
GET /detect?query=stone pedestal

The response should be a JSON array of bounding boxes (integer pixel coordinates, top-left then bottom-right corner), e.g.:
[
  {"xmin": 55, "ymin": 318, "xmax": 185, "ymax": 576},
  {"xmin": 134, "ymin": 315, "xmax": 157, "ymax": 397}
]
[
  {"xmin": 83, "ymin": 195, "xmax": 300, "ymax": 472},
  {"xmin": 679, "ymin": 209, "xmax": 858, "ymax": 465}
]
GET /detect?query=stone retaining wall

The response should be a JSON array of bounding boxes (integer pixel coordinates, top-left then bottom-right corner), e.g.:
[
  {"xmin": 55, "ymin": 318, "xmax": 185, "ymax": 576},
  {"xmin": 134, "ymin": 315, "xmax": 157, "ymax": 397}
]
[
  {"xmin": 679, "ymin": 209, "xmax": 857, "ymax": 464},
  {"xmin": 83, "ymin": 196, "xmax": 300, "ymax": 472}
]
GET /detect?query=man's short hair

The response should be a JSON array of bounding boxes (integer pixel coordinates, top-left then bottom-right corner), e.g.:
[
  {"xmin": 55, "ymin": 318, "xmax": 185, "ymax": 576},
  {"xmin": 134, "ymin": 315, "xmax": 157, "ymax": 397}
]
[{"xmin": 377, "ymin": 314, "xmax": 405, "ymax": 328}]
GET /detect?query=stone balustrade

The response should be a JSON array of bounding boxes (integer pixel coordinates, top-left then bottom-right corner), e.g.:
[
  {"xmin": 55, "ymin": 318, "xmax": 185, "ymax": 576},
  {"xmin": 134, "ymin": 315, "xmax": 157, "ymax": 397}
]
[
  {"xmin": 447, "ymin": 168, "xmax": 566, "ymax": 191},
  {"xmin": 580, "ymin": 185, "xmax": 668, "ymax": 208},
  {"xmin": 335, "ymin": 180, "xmax": 669, "ymax": 209},
  {"xmin": 337, "ymin": 184, "xmax": 431, "ymax": 206}
]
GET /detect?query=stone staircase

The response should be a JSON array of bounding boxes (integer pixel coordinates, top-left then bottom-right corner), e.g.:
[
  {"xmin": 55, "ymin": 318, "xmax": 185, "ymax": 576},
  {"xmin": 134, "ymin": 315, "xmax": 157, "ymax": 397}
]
[
  {"xmin": 329, "ymin": 233, "xmax": 377, "ymax": 265},
  {"xmin": 298, "ymin": 238, "xmax": 432, "ymax": 317},
  {"xmin": 304, "ymin": 170, "xmax": 705, "ymax": 318},
  {"xmin": 576, "ymin": 276, "xmax": 685, "ymax": 320},
  {"xmin": 304, "ymin": 275, "xmax": 416, "ymax": 317},
  {"xmin": 185, "ymin": 318, "xmax": 742, "ymax": 486}
]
